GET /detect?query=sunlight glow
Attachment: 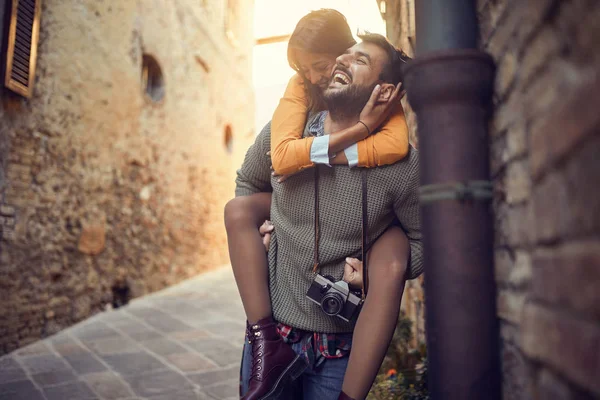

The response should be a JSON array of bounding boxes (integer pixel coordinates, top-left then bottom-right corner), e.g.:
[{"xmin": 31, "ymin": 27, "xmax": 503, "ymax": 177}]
[{"xmin": 253, "ymin": 0, "xmax": 387, "ymax": 132}]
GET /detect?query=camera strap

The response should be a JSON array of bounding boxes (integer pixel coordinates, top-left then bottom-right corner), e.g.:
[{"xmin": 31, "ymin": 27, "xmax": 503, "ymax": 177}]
[{"xmin": 312, "ymin": 166, "xmax": 369, "ymax": 299}]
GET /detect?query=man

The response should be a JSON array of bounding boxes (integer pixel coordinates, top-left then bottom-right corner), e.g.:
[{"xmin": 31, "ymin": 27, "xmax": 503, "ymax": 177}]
[{"xmin": 236, "ymin": 34, "xmax": 422, "ymax": 400}]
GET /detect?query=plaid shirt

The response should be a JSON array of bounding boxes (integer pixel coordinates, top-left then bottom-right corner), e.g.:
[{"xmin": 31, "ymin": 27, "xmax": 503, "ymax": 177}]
[{"xmin": 277, "ymin": 323, "xmax": 352, "ymax": 369}]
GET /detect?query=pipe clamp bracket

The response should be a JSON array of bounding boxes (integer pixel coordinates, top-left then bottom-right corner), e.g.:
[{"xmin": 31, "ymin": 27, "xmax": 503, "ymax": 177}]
[{"xmin": 419, "ymin": 180, "xmax": 493, "ymax": 204}]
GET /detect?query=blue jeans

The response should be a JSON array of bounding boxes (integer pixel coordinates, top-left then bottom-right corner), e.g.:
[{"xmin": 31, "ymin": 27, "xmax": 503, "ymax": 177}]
[{"xmin": 240, "ymin": 336, "xmax": 352, "ymax": 400}]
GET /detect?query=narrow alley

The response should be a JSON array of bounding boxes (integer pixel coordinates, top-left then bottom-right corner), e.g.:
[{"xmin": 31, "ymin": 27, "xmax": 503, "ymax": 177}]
[{"xmin": 0, "ymin": 267, "xmax": 244, "ymax": 400}]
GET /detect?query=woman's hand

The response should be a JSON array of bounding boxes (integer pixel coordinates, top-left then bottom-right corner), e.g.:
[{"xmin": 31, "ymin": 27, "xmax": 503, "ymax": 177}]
[
  {"xmin": 268, "ymin": 150, "xmax": 297, "ymax": 182},
  {"xmin": 358, "ymin": 83, "xmax": 403, "ymax": 134},
  {"xmin": 343, "ymin": 257, "xmax": 364, "ymax": 290},
  {"xmin": 259, "ymin": 220, "xmax": 274, "ymax": 252}
]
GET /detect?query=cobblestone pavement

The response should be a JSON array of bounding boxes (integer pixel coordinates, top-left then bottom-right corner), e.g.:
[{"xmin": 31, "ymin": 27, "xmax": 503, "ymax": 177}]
[{"xmin": 0, "ymin": 266, "xmax": 246, "ymax": 400}]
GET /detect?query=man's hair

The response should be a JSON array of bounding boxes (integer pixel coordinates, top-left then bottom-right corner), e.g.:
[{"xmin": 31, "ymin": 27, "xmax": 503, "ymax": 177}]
[{"xmin": 357, "ymin": 33, "xmax": 412, "ymax": 87}]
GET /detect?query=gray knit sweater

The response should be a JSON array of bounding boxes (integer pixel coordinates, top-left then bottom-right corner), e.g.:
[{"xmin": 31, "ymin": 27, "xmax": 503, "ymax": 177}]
[{"xmin": 235, "ymin": 116, "xmax": 423, "ymax": 333}]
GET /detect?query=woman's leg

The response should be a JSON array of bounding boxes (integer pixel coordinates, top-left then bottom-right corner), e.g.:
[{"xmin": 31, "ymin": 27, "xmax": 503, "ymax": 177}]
[
  {"xmin": 224, "ymin": 193, "xmax": 273, "ymax": 324},
  {"xmin": 341, "ymin": 226, "xmax": 410, "ymax": 399}
]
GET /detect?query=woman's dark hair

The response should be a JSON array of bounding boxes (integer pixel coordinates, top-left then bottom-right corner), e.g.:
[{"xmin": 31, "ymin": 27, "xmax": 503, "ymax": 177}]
[{"xmin": 287, "ymin": 9, "xmax": 357, "ymax": 110}]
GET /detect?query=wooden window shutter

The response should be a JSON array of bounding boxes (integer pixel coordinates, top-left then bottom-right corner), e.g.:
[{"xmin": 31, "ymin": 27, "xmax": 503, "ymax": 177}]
[{"xmin": 4, "ymin": 0, "xmax": 41, "ymax": 98}]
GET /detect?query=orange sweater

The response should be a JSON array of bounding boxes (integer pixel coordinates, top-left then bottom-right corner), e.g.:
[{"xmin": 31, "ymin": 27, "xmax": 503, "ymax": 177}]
[{"xmin": 271, "ymin": 74, "xmax": 410, "ymax": 175}]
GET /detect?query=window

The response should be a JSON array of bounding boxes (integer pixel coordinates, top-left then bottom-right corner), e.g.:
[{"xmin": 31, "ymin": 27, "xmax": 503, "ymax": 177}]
[{"xmin": 3, "ymin": 0, "xmax": 42, "ymax": 98}]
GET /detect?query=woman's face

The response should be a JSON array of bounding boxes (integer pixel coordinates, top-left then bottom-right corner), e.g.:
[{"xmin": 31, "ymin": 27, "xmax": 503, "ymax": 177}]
[{"xmin": 294, "ymin": 49, "xmax": 338, "ymax": 91}]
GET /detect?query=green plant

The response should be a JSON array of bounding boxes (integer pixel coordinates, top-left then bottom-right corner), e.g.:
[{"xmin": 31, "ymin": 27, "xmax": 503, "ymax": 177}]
[{"xmin": 367, "ymin": 312, "xmax": 429, "ymax": 400}]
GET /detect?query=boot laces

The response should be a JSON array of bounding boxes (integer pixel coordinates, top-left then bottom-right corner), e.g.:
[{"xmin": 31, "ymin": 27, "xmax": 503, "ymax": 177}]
[{"xmin": 250, "ymin": 338, "xmax": 264, "ymax": 380}]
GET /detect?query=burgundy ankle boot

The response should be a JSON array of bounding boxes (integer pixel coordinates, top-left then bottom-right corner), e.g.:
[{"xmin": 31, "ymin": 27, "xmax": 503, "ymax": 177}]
[
  {"xmin": 242, "ymin": 317, "xmax": 307, "ymax": 400},
  {"xmin": 338, "ymin": 391, "xmax": 357, "ymax": 400}
]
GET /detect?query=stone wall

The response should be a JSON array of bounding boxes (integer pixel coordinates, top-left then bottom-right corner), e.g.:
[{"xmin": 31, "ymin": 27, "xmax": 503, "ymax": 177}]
[
  {"xmin": 0, "ymin": 0, "xmax": 255, "ymax": 355},
  {"xmin": 479, "ymin": 0, "xmax": 600, "ymax": 398},
  {"xmin": 384, "ymin": 0, "xmax": 600, "ymax": 397}
]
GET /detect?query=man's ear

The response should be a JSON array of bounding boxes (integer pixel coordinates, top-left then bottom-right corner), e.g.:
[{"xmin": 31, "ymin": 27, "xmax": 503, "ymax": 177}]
[{"xmin": 377, "ymin": 83, "xmax": 395, "ymax": 102}]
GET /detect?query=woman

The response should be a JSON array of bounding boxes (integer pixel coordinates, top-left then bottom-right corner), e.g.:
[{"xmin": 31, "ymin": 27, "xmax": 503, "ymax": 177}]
[{"xmin": 225, "ymin": 9, "xmax": 412, "ymax": 400}]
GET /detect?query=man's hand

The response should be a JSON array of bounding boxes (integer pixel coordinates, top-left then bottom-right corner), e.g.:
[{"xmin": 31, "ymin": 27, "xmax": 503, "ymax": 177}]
[
  {"xmin": 358, "ymin": 83, "xmax": 403, "ymax": 134},
  {"xmin": 259, "ymin": 220, "xmax": 274, "ymax": 252},
  {"xmin": 343, "ymin": 257, "xmax": 364, "ymax": 290}
]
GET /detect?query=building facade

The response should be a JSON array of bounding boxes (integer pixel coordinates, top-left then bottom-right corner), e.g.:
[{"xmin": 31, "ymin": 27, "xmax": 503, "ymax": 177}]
[
  {"xmin": 382, "ymin": 0, "xmax": 600, "ymax": 397},
  {"xmin": 0, "ymin": 0, "xmax": 254, "ymax": 355}
]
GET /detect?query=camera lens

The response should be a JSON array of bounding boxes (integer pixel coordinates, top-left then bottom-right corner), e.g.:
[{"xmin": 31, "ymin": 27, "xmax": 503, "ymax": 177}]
[{"xmin": 321, "ymin": 293, "xmax": 343, "ymax": 316}]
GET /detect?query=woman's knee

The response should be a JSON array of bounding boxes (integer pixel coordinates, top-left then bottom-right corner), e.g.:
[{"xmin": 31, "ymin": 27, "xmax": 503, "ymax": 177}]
[
  {"xmin": 368, "ymin": 227, "xmax": 409, "ymax": 281},
  {"xmin": 224, "ymin": 194, "xmax": 271, "ymax": 231},
  {"xmin": 224, "ymin": 197, "xmax": 254, "ymax": 231}
]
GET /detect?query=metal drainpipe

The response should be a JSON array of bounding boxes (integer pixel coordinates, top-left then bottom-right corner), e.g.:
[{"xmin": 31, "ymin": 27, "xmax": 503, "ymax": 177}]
[{"xmin": 403, "ymin": 1, "xmax": 501, "ymax": 399}]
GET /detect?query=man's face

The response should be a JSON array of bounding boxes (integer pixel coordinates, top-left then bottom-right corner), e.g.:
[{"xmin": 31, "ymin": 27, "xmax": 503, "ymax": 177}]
[
  {"xmin": 322, "ymin": 41, "xmax": 389, "ymax": 119},
  {"xmin": 324, "ymin": 41, "xmax": 388, "ymax": 97}
]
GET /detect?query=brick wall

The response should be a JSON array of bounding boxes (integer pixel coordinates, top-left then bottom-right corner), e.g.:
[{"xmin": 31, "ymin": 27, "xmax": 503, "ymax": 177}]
[
  {"xmin": 480, "ymin": 0, "xmax": 600, "ymax": 398},
  {"xmin": 0, "ymin": 0, "xmax": 255, "ymax": 354},
  {"xmin": 385, "ymin": 0, "xmax": 600, "ymax": 397}
]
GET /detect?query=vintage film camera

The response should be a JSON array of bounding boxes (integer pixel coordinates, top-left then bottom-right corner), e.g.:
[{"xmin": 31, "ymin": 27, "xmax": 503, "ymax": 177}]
[{"xmin": 306, "ymin": 274, "xmax": 363, "ymax": 322}]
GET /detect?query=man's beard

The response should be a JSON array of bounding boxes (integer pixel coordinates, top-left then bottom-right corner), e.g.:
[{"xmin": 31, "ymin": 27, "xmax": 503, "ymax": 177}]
[{"xmin": 323, "ymin": 82, "xmax": 377, "ymax": 122}]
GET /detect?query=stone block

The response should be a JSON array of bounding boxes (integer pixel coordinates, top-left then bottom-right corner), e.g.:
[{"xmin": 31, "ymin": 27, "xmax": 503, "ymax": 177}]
[
  {"xmin": 42, "ymin": 381, "xmax": 97, "ymax": 400},
  {"xmin": 537, "ymin": 367, "xmax": 596, "ymax": 400},
  {"xmin": 509, "ymin": 251, "xmax": 532, "ymax": 289},
  {"xmin": 15, "ymin": 341, "xmax": 51, "ymax": 357},
  {"xmin": 0, "ymin": 380, "xmax": 46, "ymax": 400},
  {"xmin": 165, "ymin": 352, "xmax": 217, "ymax": 373},
  {"xmin": 140, "ymin": 338, "xmax": 188, "ymax": 357},
  {"xmin": 532, "ymin": 171, "xmax": 569, "ymax": 244},
  {"xmin": 82, "ymin": 372, "xmax": 135, "ymax": 399},
  {"xmin": 0, "ymin": 368, "xmax": 27, "ymax": 385},
  {"xmin": 521, "ymin": 63, "xmax": 564, "ymax": 121},
  {"xmin": 71, "ymin": 321, "xmax": 120, "ymax": 342},
  {"xmin": 111, "ymin": 321, "xmax": 162, "ymax": 342},
  {"xmin": 533, "ymin": 136, "xmax": 600, "ymax": 242},
  {"xmin": 84, "ymin": 337, "xmax": 141, "ymax": 355},
  {"xmin": 32, "ymin": 369, "xmax": 78, "ymax": 387},
  {"xmin": 506, "ymin": 202, "xmax": 535, "ymax": 248},
  {"xmin": 497, "ymin": 288, "xmax": 526, "ymax": 325},
  {"xmin": 506, "ymin": 159, "xmax": 531, "ymax": 204},
  {"xmin": 496, "ymin": 50, "xmax": 518, "ymax": 99},
  {"xmin": 532, "ymin": 240, "xmax": 600, "ymax": 321},
  {"xmin": 100, "ymin": 351, "xmax": 168, "ymax": 377},
  {"xmin": 123, "ymin": 369, "xmax": 193, "ymax": 398},
  {"xmin": 203, "ymin": 380, "xmax": 238, "ymax": 399},
  {"xmin": 61, "ymin": 351, "xmax": 108, "ymax": 376},
  {"xmin": 519, "ymin": 26, "xmax": 564, "ymax": 87},
  {"xmin": 185, "ymin": 339, "xmax": 241, "ymax": 367},
  {"xmin": 490, "ymin": 133, "xmax": 508, "ymax": 177},
  {"xmin": 78, "ymin": 224, "xmax": 106, "ymax": 256},
  {"xmin": 0, "ymin": 205, "xmax": 15, "ymax": 217},
  {"xmin": 530, "ymin": 71, "xmax": 600, "ymax": 180},
  {"xmin": 505, "ymin": 121, "xmax": 527, "ymax": 161},
  {"xmin": 186, "ymin": 365, "xmax": 239, "ymax": 387},
  {"xmin": 562, "ymin": 135, "xmax": 600, "ymax": 238},
  {"xmin": 522, "ymin": 303, "xmax": 600, "ymax": 395},
  {"xmin": 18, "ymin": 354, "xmax": 70, "ymax": 374}
]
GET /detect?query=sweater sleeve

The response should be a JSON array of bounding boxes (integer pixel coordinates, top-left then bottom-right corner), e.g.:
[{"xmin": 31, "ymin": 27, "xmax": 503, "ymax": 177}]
[
  {"xmin": 392, "ymin": 150, "xmax": 423, "ymax": 280},
  {"xmin": 235, "ymin": 122, "xmax": 273, "ymax": 197},
  {"xmin": 271, "ymin": 75, "xmax": 411, "ymax": 175},
  {"xmin": 356, "ymin": 102, "xmax": 410, "ymax": 168}
]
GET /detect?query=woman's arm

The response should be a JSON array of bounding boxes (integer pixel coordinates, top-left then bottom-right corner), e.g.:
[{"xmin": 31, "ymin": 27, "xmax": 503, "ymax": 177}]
[
  {"xmin": 270, "ymin": 75, "xmax": 314, "ymax": 175},
  {"xmin": 270, "ymin": 75, "xmax": 410, "ymax": 175},
  {"xmin": 355, "ymin": 102, "xmax": 409, "ymax": 167}
]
